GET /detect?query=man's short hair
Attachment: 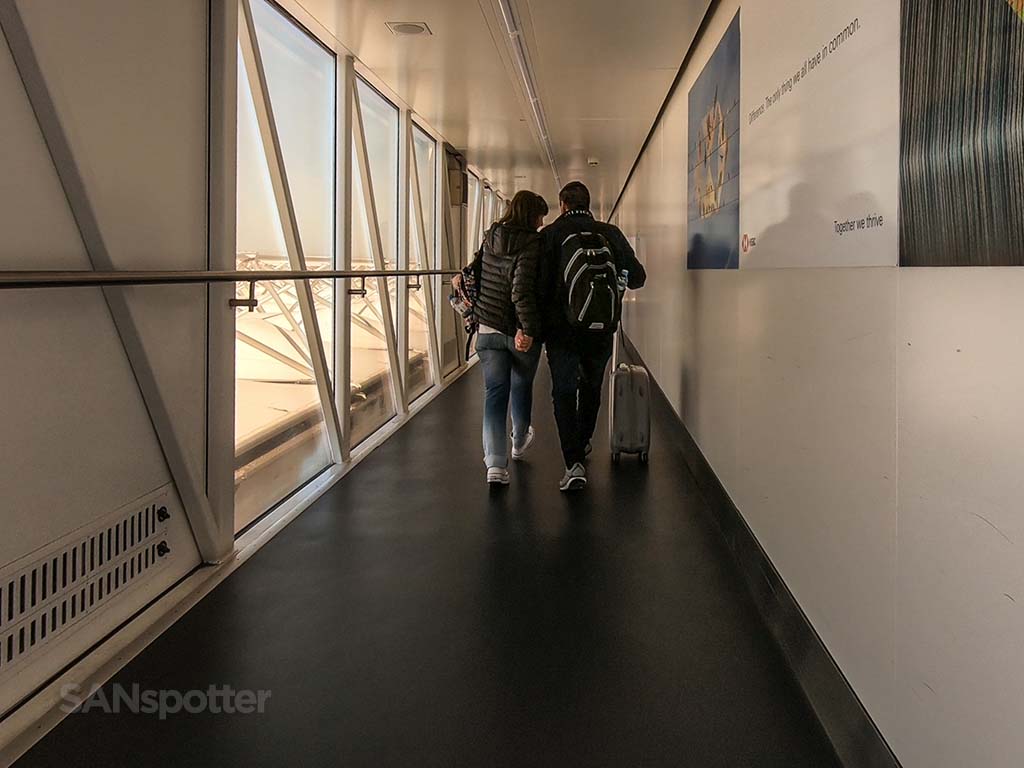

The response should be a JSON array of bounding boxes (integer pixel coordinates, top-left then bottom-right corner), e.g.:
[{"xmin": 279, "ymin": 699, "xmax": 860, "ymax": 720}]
[{"xmin": 559, "ymin": 181, "xmax": 590, "ymax": 211}]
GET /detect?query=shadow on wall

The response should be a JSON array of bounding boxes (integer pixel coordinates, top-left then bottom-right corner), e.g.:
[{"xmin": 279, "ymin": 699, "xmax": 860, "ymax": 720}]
[
  {"xmin": 743, "ymin": 139, "xmax": 886, "ymax": 269},
  {"xmin": 756, "ymin": 183, "xmax": 829, "ymax": 267},
  {"xmin": 755, "ymin": 183, "xmax": 883, "ymax": 268},
  {"xmin": 688, "ymin": 234, "xmax": 737, "ymax": 270}
]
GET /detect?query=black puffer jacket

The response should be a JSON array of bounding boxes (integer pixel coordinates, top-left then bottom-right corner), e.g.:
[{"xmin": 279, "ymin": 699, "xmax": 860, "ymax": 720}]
[{"xmin": 473, "ymin": 223, "xmax": 542, "ymax": 338}]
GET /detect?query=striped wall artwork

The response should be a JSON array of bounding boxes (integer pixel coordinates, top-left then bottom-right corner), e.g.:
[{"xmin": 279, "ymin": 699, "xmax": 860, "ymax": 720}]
[{"xmin": 900, "ymin": 0, "xmax": 1024, "ymax": 266}]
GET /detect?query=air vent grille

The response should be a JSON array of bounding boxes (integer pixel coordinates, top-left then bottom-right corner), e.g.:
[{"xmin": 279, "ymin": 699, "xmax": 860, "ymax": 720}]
[
  {"xmin": 0, "ymin": 500, "xmax": 171, "ymax": 675},
  {"xmin": 385, "ymin": 21, "xmax": 432, "ymax": 36}
]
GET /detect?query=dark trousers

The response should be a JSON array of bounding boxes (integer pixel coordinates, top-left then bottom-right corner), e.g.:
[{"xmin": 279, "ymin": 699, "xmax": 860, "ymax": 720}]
[{"xmin": 545, "ymin": 331, "xmax": 615, "ymax": 467}]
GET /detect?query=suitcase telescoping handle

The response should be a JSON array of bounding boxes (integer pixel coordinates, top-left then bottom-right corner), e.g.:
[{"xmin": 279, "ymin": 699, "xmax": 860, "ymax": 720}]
[{"xmin": 611, "ymin": 330, "xmax": 629, "ymax": 371}]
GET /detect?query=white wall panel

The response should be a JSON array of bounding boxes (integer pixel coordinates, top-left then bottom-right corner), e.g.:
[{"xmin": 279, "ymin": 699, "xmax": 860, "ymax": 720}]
[
  {"xmin": 0, "ymin": 289, "xmax": 175, "ymax": 566},
  {"xmin": 0, "ymin": 30, "xmax": 171, "ymax": 563},
  {"xmin": 0, "ymin": 31, "xmax": 83, "ymax": 269},
  {"xmin": 895, "ymin": 268, "xmax": 1024, "ymax": 768},
  {"xmin": 16, "ymin": 0, "xmax": 211, "ymax": 478},
  {"xmin": 734, "ymin": 266, "xmax": 897, "ymax": 727}
]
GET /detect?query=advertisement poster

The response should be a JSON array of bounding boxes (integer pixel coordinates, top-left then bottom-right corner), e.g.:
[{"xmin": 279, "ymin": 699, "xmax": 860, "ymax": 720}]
[
  {"xmin": 737, "ymin": 0, "xmax": 900, "ymax": 268},
  {"xmin": 900, "ymin": 0, "xmax": 1024, "ymax": 266},
  {"xmin": 687, "ymin": 12, "xmax": 741, "ymax": 270}
]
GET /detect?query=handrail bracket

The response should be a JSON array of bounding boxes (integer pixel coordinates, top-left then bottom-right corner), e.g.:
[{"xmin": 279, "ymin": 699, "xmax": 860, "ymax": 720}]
[{"xmin": 228, "ymin": 280, "xmax": 259, "ymax": 312}]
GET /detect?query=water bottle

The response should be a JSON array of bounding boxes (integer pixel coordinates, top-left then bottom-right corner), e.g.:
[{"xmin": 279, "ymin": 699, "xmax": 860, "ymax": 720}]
[{"xmin": 618, "ymin": 269, "xmax": 629, "ymax": 292}]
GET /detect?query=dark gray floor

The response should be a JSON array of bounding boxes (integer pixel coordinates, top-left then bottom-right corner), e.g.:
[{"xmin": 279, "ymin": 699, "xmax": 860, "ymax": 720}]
[{"xmin": 17, "ymin": 363, "xmax": 838, "ymax": 768}]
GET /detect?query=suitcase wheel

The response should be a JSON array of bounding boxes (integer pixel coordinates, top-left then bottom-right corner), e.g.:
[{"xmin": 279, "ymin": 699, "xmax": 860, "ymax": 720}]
[
  {"xmin": 640, "ymin": 452, "xmax": 649, "ymax": 465},
  {"xmin": 612, "ymin": 452, "xmax": 621, "ymax": 465}
]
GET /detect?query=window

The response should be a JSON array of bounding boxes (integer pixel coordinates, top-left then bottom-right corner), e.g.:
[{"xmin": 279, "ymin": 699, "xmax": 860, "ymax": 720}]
[
  {"xmin": 234, "ymin": 0, "xmax": 337, "ymax": 531},
  {"xmin": 232, "ymin": 1, "xmax": 506, "ymax": 522},
  {"xmin": 483, "ymin": 187, "xmax": 491, "ymax": 230},
  {"xmin": 351, "ymin": 78, "xmax": 400, "ymax": 445},
  {"xmin": 466, "ymin": 172, "xmax": 482, "ymax": 265},
  {"xmin": 408, "ymin": 125, "xmax": 436, "ymax": 402},
  {"xmin": 439, "ymin": 150, "xmax": 462, "ymax": 376}
]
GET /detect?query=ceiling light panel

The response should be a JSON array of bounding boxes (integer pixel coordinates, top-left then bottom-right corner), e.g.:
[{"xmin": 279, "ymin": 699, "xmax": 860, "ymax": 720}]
[{"xmin": 494, "ymin": 0, "xmax": 561, "ymax": 188}]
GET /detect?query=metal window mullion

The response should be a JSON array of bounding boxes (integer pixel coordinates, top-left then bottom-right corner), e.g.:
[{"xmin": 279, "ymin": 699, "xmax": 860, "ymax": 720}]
[
  {"xmin": 441, "ymin": 155, "xmax": 458, "ymax": 273},
  {"xmin": 351, "ymin": 81, "xmax": 406, "ymax": 418},
  {"xmin": 238, "ymin": 0, "xmax": 343, "ymax": 462},
  {"xmin": 396, "ymin": 111, "xmax": 411, "ymax": 412},
  {"xmin": 335, "ymin": 55, "xmax": 354, "ymax": 461},
  {"xmin": 467, "ymin": 181, "xmax": 478, "ymax": 263},
  {"xmin": 408, "ymin": 124, "xmax": 441, "ymax": 390},
  {"xmin": 433, "ymin": 135, "xmax": 446, "ymax": 376},
  {"xmin": 475, "ymin": 179, "xmax": 485, "ymax": 253},
  {"xmin": 440, "ymin": 156, "xmax": 465, "ymax": 369},
  {"xmin": 207, "ymin": 0, "xmax": 239, "ymax": 543},
  {"xmin": 465, "ymin": 180, "xmax": 473, "ymax": 260},
  {"xmin": 437, "ymin": 145, "xmax": 451, "ymax": 373},
  {"xmin": 0, "ymin": 1, "xmax": 228, "ymax": 562},
  {"xmin": 474, "ymin": 178, "xmax": 483, "ymax": 253}
]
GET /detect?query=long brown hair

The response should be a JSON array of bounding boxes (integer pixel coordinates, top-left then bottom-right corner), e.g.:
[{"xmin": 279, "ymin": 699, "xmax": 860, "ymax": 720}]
[{"xmin": 498, "ymin": 190, "xmax": 549, "ymax": 229}]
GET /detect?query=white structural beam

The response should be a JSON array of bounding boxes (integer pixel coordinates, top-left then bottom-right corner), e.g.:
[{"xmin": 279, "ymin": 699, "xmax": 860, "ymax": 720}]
[
  {"xmin": 0, "ymin": 0, "xmax": 229, "ymax": 562},
  {"xmin": 238, "ymin": 0, "xmax": 344, "ymax": 462}
]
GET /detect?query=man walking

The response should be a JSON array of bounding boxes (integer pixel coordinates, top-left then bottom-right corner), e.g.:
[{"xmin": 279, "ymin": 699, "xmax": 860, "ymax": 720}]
[{"xmin": 540, "ymin": 181, "xmax": 646, "ymax": 491}]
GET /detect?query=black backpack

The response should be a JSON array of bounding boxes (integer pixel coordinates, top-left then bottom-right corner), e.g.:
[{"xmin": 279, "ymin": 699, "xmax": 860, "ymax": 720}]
[{"xmin": 560, "ymin": 230, "xmax": 621, "ymax": 332}]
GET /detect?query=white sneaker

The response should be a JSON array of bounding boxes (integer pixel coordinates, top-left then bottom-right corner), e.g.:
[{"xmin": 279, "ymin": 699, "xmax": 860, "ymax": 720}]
[
  {"xmin": 558, "ymin": 462, "xmax": 587, "ymax": 491},
  {"xmin": 511, "ymin": 427, "xmax": 536, "ymax": 461},
  {"xmin": 487, "ymin": 467, "xmax": 510, "ymax": 485}
]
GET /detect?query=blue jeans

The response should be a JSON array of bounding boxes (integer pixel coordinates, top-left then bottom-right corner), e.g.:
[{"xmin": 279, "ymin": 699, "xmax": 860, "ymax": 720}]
[{"xmin": 475, "ymin": 332, "xmax": 542, "ymax": 468}]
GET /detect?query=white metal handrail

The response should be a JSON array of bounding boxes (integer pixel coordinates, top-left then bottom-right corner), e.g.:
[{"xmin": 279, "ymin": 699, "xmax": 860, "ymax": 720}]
[{"xmin": 0, "ymin": 268, "xmax": 459, "ymax": 290}]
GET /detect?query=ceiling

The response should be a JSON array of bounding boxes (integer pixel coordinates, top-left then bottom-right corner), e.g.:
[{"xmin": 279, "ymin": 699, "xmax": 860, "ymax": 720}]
[{"xmin": 293, "ymin": 0, "xmax": 710, "ymax": 213}]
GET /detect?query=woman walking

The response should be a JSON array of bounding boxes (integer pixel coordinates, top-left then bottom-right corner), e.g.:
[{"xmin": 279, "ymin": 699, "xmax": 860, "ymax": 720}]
[{"xmin": 463, "ymin": 190, "xmax": 548, "ymax": 484}]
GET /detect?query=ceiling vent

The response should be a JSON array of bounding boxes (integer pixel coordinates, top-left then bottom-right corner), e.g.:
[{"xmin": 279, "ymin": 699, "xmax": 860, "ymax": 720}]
[{"xmin": 386, "ymin": 21, "xmax": 432, "ymax": 36}]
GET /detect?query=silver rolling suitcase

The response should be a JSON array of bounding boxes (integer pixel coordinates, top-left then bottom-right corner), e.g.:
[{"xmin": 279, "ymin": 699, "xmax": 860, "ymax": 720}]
[{"xmin": 609, "ymin": 362, "xmax": 651, "ymax": 464}]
